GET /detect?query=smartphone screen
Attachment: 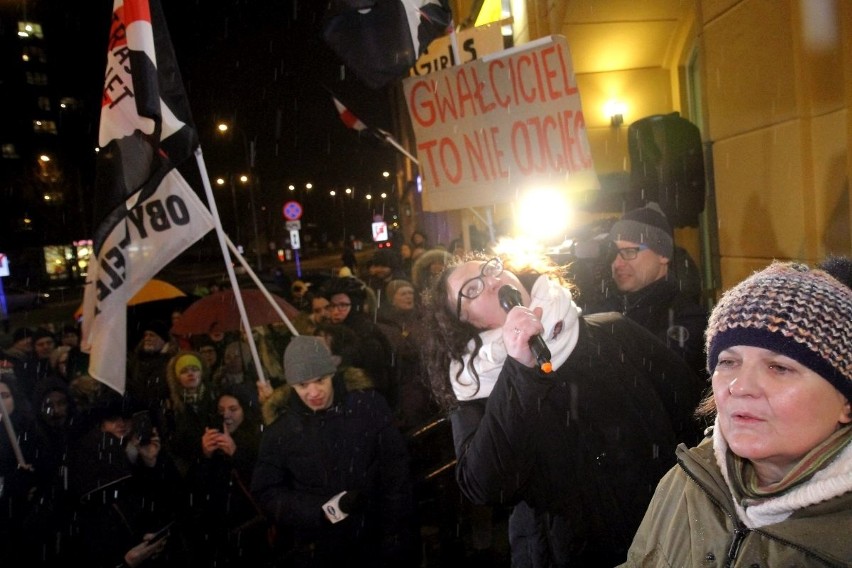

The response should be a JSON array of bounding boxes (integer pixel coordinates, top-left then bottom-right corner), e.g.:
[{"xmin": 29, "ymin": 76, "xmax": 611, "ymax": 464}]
[{"xmin": 131, "ymin": 410, "xmax": 154, "ymax": 445}]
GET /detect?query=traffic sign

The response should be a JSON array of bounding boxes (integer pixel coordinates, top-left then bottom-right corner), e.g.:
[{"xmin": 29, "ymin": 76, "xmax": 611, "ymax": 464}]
[
  {"xmin": 290, "ymin": 229, "xmax": 301, "ymax": 250},
  {"xmin": 285, "ymin": 220, "xmax": 301, "ymax": 231},
  {"xmin": 282, "ymin": 201, "xmax": 303, "ymax": 221}
]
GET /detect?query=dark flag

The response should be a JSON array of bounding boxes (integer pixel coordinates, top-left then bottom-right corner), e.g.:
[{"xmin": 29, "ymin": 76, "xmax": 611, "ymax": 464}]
[
  {"xmin": 81, "ymin": 0, "xmax": 215, "ymax": 393},
  {"xmin": 322, "ymin": 0, "xmax": 452, "ymax": 89}
]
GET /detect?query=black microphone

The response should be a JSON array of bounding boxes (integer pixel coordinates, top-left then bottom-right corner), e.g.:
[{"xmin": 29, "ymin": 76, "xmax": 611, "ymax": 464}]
[{"xmin": 498, "ymin": 285, "xmax": 553, "ymax": 373}]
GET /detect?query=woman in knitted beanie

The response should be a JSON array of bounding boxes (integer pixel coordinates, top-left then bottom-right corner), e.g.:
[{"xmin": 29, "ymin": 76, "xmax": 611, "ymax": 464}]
[{"xmin": 622, "ymin": 260, "xmax": 852, "ymax": 566}]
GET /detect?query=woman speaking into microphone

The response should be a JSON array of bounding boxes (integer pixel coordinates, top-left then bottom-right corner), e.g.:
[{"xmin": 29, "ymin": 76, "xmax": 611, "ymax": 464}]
[{"xmin": 420, "ymin": 248, "xmax": 706, "ymax": 567}]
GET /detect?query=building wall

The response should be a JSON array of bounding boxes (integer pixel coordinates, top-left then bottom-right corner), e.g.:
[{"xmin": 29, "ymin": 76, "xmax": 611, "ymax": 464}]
[{"xmin": 699, "ymin": 0, "xmax": 850, "ymax": 290}]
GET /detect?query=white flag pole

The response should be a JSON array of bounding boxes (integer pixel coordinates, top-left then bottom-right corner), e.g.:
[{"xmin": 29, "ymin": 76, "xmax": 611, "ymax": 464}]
[
  {"xmin": 224, "ymin": 236, "xmax": 300, "ymax": 337},
  {"xmin": 377, "ymin": 129, "xmax": 419, "ymax": 165},
  {"xmin": 0, "ymin": 390, "xmax": 31, "ymax": 471},
  {"xmin": 194, "ymin": 148, "xmax": 267, "ymax": 385}
]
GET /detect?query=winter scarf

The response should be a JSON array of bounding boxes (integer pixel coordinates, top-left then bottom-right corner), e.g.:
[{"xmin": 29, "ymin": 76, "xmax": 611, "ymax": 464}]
[
  {"xmin": 713, "ymin": 417, "xmax": 852, "ymax": 528},
  {"xmin": 450, "ymin": 275, "xmax": 580, "ymax": 401}
]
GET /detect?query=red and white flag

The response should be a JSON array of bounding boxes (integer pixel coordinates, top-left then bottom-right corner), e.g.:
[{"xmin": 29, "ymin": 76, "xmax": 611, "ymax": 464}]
[
  {"xmin": 81, "ymin": 0, "xmax": 215, "ymax": 393},
  {"xmin": 333, "ymin": 96, "xmax": 368, "ymax": 131},
  {"xmin": 332, "ymin": 96, "xmax": 419, "ymax": 164}
]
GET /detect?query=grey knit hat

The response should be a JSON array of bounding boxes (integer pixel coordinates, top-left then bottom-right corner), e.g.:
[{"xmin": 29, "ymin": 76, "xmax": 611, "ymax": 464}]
[
  {"xmin": 705, "ymin": 261, "xmax": 852, "ymax": 402},
  {"xmin": 284, "ymin": 336, "xmax": 340, "ymax": 386},
  {"xmin": 609, "ymin": 202, "xmax": 674, "ymax": 258}
]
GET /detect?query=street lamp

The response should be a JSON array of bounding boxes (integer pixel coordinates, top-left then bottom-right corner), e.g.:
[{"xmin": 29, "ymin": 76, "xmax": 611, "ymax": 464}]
[{"xmin": 217, "ymin": 121, "xmax": 263, "ymax": 272}]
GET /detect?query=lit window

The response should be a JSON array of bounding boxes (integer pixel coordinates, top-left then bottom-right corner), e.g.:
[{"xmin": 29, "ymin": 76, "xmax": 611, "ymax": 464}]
[
  {"xmin": 33, "ymin": 120, "xmax": 57, "ymax": 134},
  {"xmin": 2, "ymin": 144, "xmax": 19, "ymax": 159},
  {"xmin": 18, "ymin": 21, "xmax": 44, "ymax": 39}
]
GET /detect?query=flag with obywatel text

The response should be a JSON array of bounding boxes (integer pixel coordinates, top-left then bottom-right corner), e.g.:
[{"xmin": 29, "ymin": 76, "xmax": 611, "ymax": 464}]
[{"xmin": 82, "ymin": 0, "xmax": 214, "ymax": 394}]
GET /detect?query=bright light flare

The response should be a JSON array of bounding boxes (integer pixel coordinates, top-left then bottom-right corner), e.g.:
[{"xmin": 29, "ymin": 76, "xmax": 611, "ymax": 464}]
[{"xmin": 515, "ymin": 186, "xmax": 572, "ymax": 244}]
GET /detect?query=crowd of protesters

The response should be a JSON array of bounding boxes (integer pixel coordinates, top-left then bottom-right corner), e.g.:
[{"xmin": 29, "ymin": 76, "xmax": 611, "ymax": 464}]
[{"xmin": 4, "ymin": 217, "xmax": 848, "ymax": 567}]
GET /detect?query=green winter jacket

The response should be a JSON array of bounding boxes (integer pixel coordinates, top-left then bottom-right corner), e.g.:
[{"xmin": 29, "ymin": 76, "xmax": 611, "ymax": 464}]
[{"xmin": 621, "ymin": 434, "xmax": 852, "ymax": 568}]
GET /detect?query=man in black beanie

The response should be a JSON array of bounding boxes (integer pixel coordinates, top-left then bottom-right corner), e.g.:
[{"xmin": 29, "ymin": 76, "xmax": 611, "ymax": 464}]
[
  {"xmin": 11, "ymin": 327, "xmax": 55, "ymax": 403},
  {"xmin": 599, "ymin": 202, "xmax": 709, "ymax": 377},
  {"xmin": 126, "ymin": 320, "xmax": 176, "ymax": 430}
]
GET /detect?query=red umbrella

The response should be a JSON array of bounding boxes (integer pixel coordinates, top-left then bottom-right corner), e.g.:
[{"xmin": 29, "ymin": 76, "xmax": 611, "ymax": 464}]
[{"xmin": 171, "ymin": 289, "xmax": 299, "ymax": 335}]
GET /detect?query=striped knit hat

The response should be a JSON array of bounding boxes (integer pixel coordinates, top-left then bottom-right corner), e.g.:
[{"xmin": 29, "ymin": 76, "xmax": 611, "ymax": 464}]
[{"xmin": 706, "ymin": 261, "xmax": 852, "ymax": 402}]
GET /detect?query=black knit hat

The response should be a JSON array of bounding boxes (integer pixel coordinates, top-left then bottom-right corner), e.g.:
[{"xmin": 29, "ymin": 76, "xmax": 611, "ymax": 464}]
[
  {"xmin": 369, "ymin": 249, "xmax": 401, "ymax": 269},
  {"xmin": 32, "ymin": 327, "xmax": 55, "ymax": 344},
  {"xmin": 609, "ymin": 202, "xmax": 674, "ymax": 258},
  {"xmin": 143, "ymin": 320, "xmax": 170, "ymax": 342},
  {"xmin": 12, "ymin": 327, "xmax": 33, "ymax": 343},
  {"xmin": 706, "ymin": 261, "xmax": 852, "ymax": 402}
]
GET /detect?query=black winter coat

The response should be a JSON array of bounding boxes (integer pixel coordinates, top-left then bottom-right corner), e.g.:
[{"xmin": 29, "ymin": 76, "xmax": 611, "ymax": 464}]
[
  {"xmin": 450, "ymin": 312, "xmax": 706, "ymax": 567},
  {"xmin": 596, "ymin": 276, "xmax": 709, "ymax": 378},
  {"xmin": 251, "ymin": 371, "xmax": 418, "ymax": 567}
]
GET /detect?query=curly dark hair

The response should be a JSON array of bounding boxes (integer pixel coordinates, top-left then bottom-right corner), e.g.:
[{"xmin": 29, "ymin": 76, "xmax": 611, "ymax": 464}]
[{"xmin": 420, "ymin": 250, "xmax": 572, "ymax": 412}]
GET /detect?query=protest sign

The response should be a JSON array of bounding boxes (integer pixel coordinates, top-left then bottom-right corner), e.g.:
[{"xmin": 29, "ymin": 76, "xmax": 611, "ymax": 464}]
[{"xmin": 403, "ymin": 35, "xmax": 599, "ymax": 212}]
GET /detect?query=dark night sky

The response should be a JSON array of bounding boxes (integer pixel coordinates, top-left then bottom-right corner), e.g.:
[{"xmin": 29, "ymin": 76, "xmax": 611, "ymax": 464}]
[{"xmin": 48, "ymin": 0, "xmax": 400, "ymax": 243}]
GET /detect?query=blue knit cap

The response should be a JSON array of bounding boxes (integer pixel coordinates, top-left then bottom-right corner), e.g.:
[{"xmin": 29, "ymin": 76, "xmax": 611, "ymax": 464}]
[{"xmin": 706, "ymin": 261, "xmax": 852, "ymax": 402}]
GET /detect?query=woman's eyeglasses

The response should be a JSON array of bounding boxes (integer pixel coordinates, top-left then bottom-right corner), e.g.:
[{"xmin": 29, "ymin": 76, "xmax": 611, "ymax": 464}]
[{"xmin": 456, "ymin": 257, "xmax": 503, "ymax": 319}]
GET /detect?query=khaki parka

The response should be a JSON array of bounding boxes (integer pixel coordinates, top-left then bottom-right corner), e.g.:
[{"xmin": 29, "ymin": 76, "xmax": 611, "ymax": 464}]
[{"xmin": 621, "ymin": 435, "xmax": 852, "ymax": 567}]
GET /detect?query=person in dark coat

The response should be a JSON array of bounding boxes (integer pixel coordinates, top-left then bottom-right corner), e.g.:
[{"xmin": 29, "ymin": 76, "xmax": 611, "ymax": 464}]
[
  {"xmin": 162, "ymin": 350, "xmax": 218, "ymax": 478},
  {"xmin": 365, "ymin": 249, "xmax": 410, "ymax": 309},
  {"xmin": 126, "ymin": 320, "xmax": 177, "ymax": 433},
  {"xmin": 595, "ymin": 202, "xmax": 709, "ymax": 378},
  {"xmin": 375, "ymin": 279, "xmax": 439, "ymax": 431},
  {"xmin": 421, "ymin": 250, "xmax": 706, "ymax": 567},
  {"xmin": 12, "ymin": 327, "xmax": 56, "ymax": 404},
  {"xmin": 320, "ymin": 276, "xmax": 394, "ymax": 400},
  {"xmin": 185, "ymin": 386, "xmax": 271, "ymax": 566},
  {"xmin": 251, "ymin": 336, "xmax": 419, "ymax": 568},
  {"xmin": 0, "ymin": 373, "xmax": 40, "ymax": 561},
  {"xmin": 65, "ymin": 390, "xmax": 187, "ymax": 567}
]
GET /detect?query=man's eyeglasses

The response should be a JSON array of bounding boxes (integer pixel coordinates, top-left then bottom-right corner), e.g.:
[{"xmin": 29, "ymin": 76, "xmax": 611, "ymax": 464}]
[
  {"xmin": 612, "ymin": 244, "xmax": 649, "ymax": 261},
  {"xmin": 456, "ymin": 257, "xmax": 503, "ymax": 319},
  {"xmin": 329, "ymin": 302, "xmax": 352, "ymax": 310}
]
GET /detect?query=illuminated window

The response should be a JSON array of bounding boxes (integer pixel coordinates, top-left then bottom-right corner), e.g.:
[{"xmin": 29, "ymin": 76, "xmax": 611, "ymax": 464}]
[
  {"xmin": 59, "ymin": 97, "xmax": 79, "ymax": 110},
  {"xmin": 18, "ymin": 21, "xmax": 44, "ymax": 39},
  {"xmin": 25, "ymin": 71, "xmax": 49, "ymax": 86},
  {"xmin": 2, "ymin": 144, "xmax": 19, "ymax": 159},
  {"xmin": 33, "ymin": 120, "xmax": 58, "ymax": 134},
  {"xmin": 22, "ymin": 45, "xmax": 47, "ymax": 63}
]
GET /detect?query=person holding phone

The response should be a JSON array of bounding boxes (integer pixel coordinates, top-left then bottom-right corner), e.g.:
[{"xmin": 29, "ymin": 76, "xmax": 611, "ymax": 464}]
[
  {"xmin": 66, "ymin": 390, "xmax": 187, "ymax": 567},
  {"xmin": 186, "ymin": 387, "xmax": 271, "ymax": 566},
  {"xmin": 162, "ymin": 351, "xmax": 218, "ymax": 478}
]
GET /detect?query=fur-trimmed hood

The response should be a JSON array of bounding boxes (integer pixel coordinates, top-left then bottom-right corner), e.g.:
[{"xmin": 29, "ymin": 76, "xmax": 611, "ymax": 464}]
[{"xmin": 261, "ymin": 366, "xmax": 374, "ymax": 425}]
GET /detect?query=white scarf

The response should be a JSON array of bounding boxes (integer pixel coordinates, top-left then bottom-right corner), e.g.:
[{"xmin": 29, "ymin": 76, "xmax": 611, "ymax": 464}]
[
  {"xmin": 450, "ymin": 275, "xmax": 581, "ymax": 401},
  {"xmin": 713, "ymin": 417, "xmax": 852, "ymax": 528}
]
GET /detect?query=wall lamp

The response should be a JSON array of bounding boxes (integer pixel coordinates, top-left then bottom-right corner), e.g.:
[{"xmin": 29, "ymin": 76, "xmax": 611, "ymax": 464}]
[{"xmin": 604, "ymin": 100, "xmax": 626, "ymax": 127}]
